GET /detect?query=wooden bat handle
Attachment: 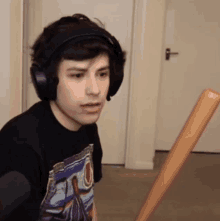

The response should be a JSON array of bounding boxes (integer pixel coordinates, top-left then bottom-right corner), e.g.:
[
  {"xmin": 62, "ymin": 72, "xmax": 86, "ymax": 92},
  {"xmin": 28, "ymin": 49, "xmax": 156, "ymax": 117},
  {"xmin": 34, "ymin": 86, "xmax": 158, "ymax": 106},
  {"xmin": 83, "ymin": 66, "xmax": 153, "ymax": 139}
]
[{"xmin": 135, "ymin": 88, "xmax": 220, "ymax": 221}]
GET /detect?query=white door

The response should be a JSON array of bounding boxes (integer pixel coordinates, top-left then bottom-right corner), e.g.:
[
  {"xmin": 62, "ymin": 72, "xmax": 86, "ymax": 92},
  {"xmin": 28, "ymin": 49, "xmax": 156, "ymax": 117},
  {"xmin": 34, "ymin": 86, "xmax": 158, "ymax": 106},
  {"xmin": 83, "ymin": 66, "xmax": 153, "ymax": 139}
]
[
  {"xmin": 24, "ymin": 0, "xmax": 133, "ymax": 164},
  {"xmin": 155, "ymin": 0, "xmax": 220, "ymax": 152}
]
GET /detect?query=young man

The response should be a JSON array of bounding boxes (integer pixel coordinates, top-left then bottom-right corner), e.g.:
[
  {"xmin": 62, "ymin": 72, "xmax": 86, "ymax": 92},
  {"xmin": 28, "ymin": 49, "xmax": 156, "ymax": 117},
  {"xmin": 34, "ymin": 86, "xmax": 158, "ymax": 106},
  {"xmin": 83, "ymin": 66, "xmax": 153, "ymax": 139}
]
[{"xmin": 0, "ymin": 14, "xmax": 126, "ymax": 221}]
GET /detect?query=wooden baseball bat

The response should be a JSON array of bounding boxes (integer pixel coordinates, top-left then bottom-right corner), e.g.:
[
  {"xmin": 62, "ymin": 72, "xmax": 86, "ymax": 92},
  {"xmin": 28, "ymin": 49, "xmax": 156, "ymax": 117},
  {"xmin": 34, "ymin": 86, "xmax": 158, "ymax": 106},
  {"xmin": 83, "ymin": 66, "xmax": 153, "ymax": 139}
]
[{"xmin": 135, "ymin": 88, "xmax": 220, "ymax": 221}]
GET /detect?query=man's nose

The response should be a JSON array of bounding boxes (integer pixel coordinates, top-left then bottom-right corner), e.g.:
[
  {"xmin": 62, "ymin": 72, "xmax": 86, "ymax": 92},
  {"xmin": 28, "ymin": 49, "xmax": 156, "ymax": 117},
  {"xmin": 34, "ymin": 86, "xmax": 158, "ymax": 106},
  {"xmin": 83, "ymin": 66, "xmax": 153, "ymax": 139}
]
[{"xmin": 86, "ymin": 77, "xmax": 100, "ymax": 94}]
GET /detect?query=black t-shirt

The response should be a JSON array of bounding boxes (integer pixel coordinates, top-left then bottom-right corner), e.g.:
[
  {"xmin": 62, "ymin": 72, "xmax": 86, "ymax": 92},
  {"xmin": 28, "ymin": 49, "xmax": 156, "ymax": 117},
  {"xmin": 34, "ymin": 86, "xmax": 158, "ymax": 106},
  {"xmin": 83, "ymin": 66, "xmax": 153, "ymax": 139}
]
[{"xmin": 0, "ymin": 101, "xmax": 103, "ymax": 221}]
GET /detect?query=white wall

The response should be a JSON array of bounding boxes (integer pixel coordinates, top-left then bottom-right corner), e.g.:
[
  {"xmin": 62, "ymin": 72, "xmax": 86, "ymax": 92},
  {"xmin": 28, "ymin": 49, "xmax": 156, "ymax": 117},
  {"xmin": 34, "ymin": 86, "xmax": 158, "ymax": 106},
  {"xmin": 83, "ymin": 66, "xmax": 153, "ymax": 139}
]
[
  {"xmin": 0, "ymin": 0, "xmax": 23, "ymax": 129},
  {"xmin": 0, "ymin": 1, "xmax": 11, "ymax": 128}
]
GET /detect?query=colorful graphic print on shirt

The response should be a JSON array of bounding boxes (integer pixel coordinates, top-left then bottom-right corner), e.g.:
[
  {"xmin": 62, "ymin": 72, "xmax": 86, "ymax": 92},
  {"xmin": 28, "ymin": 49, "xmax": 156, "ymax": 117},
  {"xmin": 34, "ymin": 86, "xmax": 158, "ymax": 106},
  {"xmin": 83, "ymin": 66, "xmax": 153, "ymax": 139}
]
[{"xmin": 38, "ymin": 144, "xmax": 95, "ymax": 221}]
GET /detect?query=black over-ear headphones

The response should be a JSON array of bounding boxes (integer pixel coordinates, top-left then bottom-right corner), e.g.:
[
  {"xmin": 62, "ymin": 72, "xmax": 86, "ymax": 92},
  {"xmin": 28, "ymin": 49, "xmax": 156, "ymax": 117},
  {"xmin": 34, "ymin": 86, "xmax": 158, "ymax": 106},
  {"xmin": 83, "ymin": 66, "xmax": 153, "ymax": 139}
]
[{"xmin": 30, "ymin": 26, "xmax": 124, "ymax": 101}]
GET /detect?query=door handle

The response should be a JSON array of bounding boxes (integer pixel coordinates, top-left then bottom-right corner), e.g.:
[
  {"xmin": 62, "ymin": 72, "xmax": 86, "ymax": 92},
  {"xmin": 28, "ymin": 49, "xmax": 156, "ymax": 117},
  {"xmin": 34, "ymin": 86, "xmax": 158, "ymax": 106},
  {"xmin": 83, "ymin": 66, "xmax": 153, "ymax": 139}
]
[{"xmin": 166, "ymin": 48, "xmax": 179, "ymax": 60}]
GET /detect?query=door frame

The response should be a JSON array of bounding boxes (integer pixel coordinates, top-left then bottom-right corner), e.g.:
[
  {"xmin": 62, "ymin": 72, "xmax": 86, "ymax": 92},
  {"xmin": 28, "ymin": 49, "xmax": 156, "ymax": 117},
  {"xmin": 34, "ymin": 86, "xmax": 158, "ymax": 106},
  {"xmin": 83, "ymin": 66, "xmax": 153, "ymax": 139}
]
[
  {"xmin": 125, "ymin": 0, "xmax": 167, "ymax": 169},
  {"xmin": 9, "ymin": 0, "xmax": 24, "ymax": 119}
]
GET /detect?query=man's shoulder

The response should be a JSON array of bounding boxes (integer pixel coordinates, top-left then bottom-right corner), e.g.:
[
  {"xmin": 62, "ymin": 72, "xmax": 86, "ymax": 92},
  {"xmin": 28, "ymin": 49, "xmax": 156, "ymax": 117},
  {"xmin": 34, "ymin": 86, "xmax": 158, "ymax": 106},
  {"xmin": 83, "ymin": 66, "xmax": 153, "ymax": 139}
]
[
  {"xmin": 0, "ymin": 101, "xmax": 46, "ymax": 142},
  {"xmin": 0, "ymin": 101, "xmax": 49, "ymax": 160}
]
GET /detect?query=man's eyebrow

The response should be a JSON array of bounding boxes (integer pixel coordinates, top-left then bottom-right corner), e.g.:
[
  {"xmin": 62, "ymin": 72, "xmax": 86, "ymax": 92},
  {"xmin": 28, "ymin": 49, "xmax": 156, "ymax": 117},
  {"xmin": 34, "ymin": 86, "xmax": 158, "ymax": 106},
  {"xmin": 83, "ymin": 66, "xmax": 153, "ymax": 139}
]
[{"xmin": 66, "ymin": 66, "xmax": 110, "ymax": 72}]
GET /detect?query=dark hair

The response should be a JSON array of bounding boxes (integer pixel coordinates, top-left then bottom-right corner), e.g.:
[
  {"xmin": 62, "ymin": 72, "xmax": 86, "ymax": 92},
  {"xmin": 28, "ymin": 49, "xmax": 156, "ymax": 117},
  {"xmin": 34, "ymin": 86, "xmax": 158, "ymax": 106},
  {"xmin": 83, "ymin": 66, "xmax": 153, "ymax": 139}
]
[{"xmin": 30, "ymin": 13, "xmax": 127, "ymax": 101}]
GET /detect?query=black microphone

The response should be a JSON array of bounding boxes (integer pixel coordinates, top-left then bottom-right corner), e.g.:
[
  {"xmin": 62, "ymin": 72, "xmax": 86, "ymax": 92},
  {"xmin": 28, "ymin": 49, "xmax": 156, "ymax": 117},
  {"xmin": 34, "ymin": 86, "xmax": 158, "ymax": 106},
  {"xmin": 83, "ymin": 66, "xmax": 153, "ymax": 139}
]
[{"xmin": 0, "ymin": 171, "xmax": 31, "ymax": 220}]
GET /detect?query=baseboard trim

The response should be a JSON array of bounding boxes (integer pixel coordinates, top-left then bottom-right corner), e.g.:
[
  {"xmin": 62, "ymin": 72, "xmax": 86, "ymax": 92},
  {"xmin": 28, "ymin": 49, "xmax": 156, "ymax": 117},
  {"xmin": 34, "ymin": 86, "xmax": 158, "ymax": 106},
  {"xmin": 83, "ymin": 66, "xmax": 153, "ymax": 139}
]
[{"xmin": 125, "ymin": 160, "xmax": 154, "ymax": 170}]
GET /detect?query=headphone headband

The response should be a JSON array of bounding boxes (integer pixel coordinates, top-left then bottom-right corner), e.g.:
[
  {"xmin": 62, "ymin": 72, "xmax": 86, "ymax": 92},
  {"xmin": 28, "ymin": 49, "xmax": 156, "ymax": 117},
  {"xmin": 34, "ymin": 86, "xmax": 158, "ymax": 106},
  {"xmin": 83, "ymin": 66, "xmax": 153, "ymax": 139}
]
[{"xmin": 41, "ymin": 27, "xmax": 122, "ymax": 68}]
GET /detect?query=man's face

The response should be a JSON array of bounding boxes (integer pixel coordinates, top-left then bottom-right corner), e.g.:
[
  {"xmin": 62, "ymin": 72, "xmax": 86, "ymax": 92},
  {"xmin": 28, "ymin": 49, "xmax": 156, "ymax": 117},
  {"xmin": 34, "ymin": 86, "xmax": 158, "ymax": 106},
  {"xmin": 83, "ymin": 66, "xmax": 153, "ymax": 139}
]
[{"xmin": 50, "ymin": 53, "xmax": 110, "ymax": 131}]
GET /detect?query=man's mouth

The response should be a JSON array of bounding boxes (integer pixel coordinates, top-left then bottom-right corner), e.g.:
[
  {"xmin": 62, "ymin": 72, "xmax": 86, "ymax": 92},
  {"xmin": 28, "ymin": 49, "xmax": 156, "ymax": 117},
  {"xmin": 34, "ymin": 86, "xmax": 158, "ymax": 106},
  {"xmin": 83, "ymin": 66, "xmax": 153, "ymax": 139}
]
[
  {"xmin": 81, "ymin": 103, "xmax": 101, "ymax": 107},
  {"xmin": 81, "ymin": 103, "xmax": 101, "ymax": 113}
]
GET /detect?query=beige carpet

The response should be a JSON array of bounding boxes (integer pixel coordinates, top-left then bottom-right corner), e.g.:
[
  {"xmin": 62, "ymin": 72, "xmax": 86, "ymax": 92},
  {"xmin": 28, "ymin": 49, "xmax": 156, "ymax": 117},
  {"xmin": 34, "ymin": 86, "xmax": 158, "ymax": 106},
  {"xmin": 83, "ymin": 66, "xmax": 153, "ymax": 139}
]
[{"xmin": 94, "ymin": 150, "xmax": 220, "ymax": 221}]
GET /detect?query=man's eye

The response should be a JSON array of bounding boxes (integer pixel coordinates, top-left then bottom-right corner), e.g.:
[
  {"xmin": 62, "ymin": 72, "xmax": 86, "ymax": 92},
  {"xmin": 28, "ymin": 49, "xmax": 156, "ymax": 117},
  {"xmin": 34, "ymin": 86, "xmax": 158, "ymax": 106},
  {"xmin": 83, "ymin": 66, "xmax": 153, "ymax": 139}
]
[
  {"xmin": 69, "ymin": 72, "xmax": 109, "ymax": 79},
  {"xmin": 100, "ymin": 72, "xmax": 109, "ymax": 77},
  {"xmin": 70, "ymin": 74, "xmax": 83, "ymax": 78}
]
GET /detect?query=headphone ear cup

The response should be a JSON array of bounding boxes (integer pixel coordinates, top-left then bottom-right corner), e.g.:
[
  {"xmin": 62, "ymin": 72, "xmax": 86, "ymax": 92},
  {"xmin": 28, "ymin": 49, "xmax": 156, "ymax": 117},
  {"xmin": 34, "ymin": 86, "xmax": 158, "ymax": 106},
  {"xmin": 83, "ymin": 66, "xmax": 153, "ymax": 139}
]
[
  {"xmin": 30, "ymin": 64, "xmax": 49, "ymax": 101},
  {"xmin": 47, "ymin": 76, "xmax": 58, "ymax": 101}
]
